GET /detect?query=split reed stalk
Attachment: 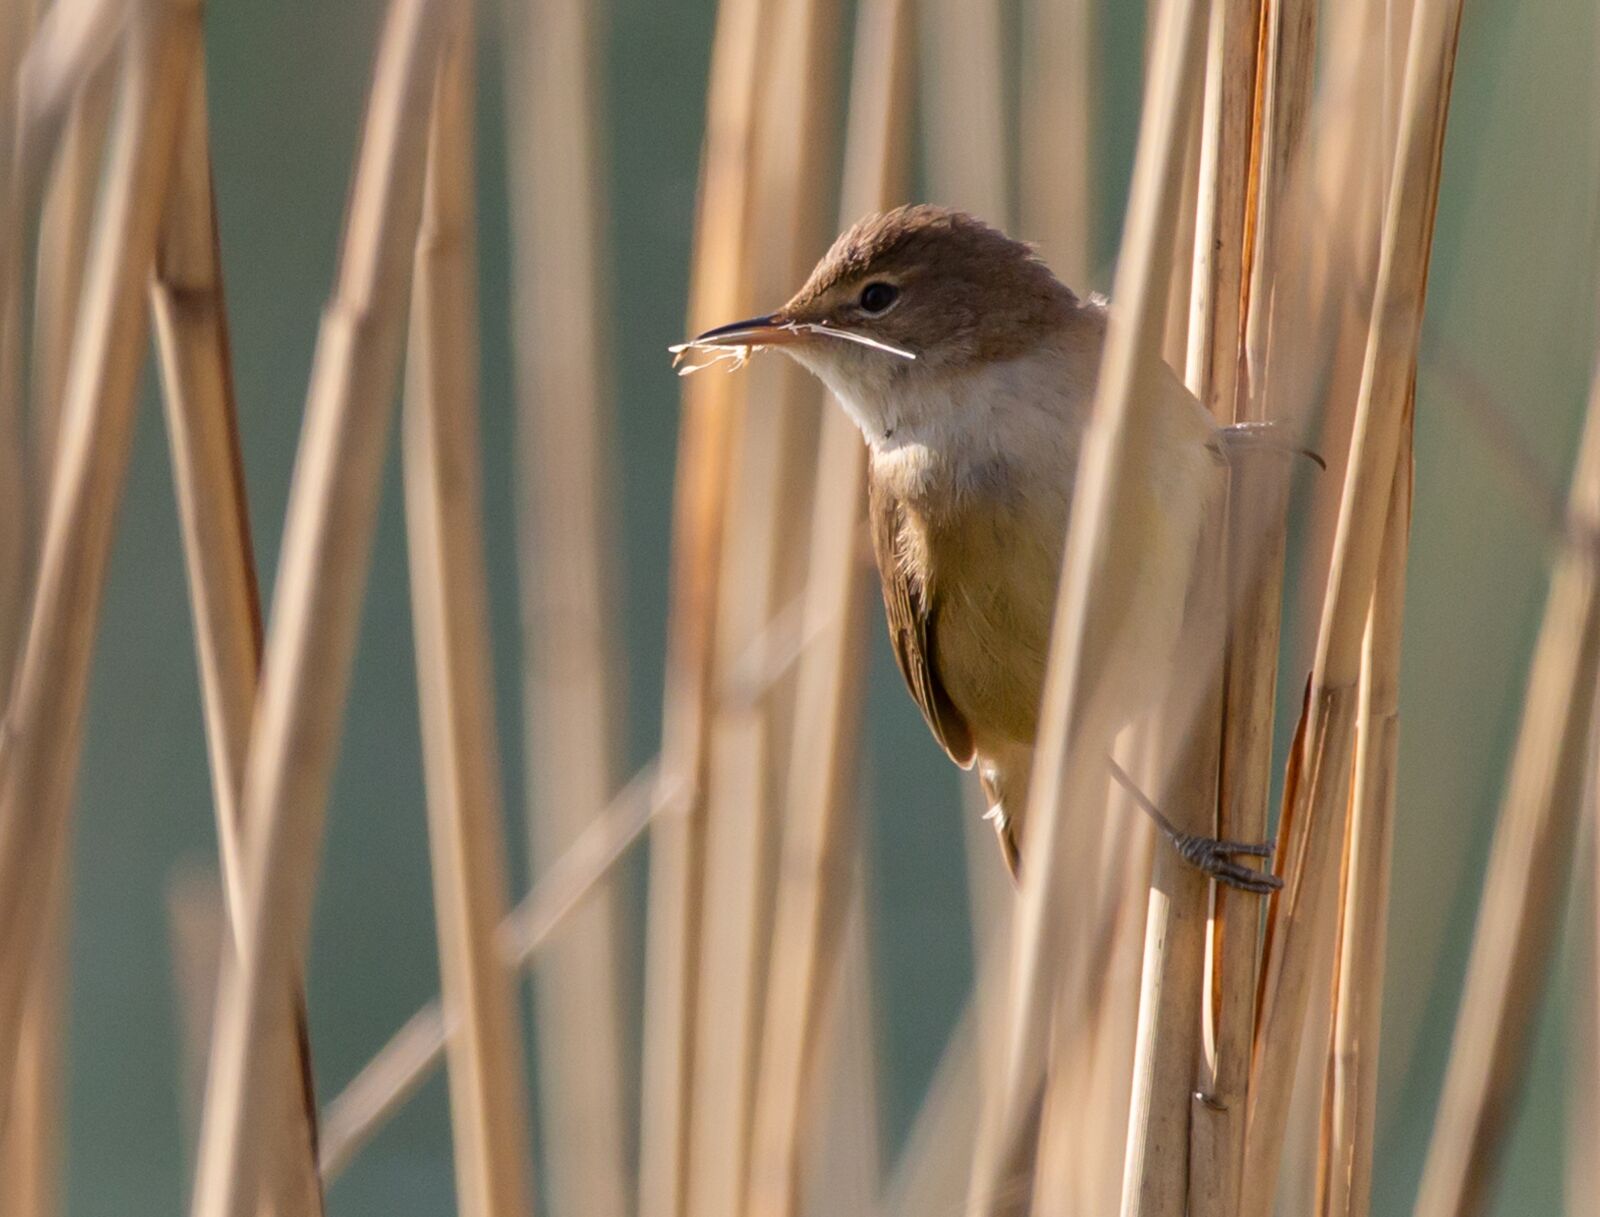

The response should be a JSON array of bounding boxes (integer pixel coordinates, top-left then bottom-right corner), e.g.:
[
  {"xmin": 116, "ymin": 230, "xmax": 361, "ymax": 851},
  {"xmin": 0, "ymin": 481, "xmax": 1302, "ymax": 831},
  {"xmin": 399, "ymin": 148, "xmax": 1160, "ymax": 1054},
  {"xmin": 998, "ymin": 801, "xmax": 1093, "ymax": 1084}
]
[
  {"xmin": 1111, "ymin": 1, "xmax": 1265, "ymax": 1210},
  {"xmin": 401, "ymin": 27, "xmax": 536, "ymax": 1217},
  {"xmin": 743, "ymin": 3, "xmax": 910, "ymax": 1214},
  {"xmin": 638, "ymin": 3, "xmax": 773, "ymax": 1214},
  {"xmin": 1190, "ymin": 0, "xmax": 1321, "ymax": 1210},
  {"xmin": 150, "ymin": 56, "xmax": 325, "ymax": 1217},
  {"xmin": 1411, "ymin": 306, "xmax": 1600, "ymax": 1217},
  {"xmin": 0, "ymin": 0, "xmax": 197, "ymax": 1139},
  {"xmin": 503, "ymin": 0, "xmax": 630, "ymax": 1211},
  {"xmin": 185, "ymin": 2, "xmax": 448, "ymax": 1213},
  {"xmin": 1021, "ymin": 0, "xmax": 1093, "ymax": 290},
  {"xmin": 1240, "ymin": 0, "xmax": 1465, "ymax": 1210},
  {"xmin": 965, "ymin": 0, "xmax": 1212, "ymax": 1211},
  {"xmin": 687, "ymin": 4, "xmax": 840, "ymax": 1214},
  {"xmin": 1316, "ymin": 432, "xmax": 1410, "ymax": 1217}
]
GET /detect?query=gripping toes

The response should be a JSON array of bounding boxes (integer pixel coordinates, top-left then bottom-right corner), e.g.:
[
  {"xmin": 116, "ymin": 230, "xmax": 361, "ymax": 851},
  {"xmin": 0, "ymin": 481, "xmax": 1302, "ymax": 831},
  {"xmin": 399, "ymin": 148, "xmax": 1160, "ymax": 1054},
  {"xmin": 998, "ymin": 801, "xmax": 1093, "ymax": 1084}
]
[{"xmin": 1171, "ymin": 832, "xmax": 1282, "ymax": 894}]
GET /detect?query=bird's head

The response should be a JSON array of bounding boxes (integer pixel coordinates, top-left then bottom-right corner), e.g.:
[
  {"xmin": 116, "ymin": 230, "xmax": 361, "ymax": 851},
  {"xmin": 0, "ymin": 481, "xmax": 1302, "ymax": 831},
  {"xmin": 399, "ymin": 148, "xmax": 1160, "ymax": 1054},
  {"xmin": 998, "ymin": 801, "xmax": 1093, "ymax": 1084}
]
[{"xmin": 675, "ymin": 205, "xmax": 1078, "ymax": 430}]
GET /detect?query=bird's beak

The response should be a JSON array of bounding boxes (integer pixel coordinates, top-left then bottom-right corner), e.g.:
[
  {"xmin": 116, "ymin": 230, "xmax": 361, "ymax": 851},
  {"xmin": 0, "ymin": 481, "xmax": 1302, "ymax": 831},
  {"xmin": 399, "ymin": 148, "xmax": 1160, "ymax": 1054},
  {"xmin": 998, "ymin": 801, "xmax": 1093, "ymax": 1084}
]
[{"xmin": 688, "ymin": 313, "xmax": 807, "ymax": 347}]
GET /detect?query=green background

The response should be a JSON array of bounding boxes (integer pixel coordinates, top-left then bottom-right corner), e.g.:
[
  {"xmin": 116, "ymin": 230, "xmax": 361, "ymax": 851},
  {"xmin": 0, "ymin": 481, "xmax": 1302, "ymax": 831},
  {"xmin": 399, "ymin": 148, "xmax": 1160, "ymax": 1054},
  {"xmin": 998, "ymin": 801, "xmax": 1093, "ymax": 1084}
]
[{"xmin": 57, "ymin": 0, "xmax": 1599, "ymax": 1212}]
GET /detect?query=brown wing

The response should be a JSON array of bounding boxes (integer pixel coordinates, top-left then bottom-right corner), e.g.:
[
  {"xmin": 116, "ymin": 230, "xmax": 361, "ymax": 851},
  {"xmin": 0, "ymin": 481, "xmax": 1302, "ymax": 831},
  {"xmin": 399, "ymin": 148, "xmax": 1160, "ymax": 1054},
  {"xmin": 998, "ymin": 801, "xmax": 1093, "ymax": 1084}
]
[{"xmin": 867, "ymin": 480, "xmax": 976, "ymax": 769}]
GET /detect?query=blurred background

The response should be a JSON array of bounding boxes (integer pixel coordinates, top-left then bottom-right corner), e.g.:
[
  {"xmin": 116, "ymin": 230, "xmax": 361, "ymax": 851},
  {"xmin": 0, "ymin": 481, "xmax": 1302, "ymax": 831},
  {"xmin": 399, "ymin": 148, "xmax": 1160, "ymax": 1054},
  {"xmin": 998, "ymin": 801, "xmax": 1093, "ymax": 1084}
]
[{"xmin": 50, "ymin": 0, "xmax": 1599, "ymax": 1213}]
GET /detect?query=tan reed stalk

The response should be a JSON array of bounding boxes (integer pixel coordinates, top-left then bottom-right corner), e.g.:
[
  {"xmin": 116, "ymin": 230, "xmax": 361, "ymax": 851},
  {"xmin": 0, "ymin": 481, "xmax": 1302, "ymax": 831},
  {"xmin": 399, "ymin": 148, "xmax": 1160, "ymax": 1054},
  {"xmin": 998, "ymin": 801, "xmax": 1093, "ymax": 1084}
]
[
  {"xmin": 965, "ymin": 0, "xmax": 1213, "ymax": 1211},
  {"xmin": 502, "ymin": 2, "xmax": 629, "ymax": 1212},
  {"xmin": 1316, "ymin": 430, "xmax": 1410, "ymax": 1217},
  {"xmin": 1574, "ymin": 826, "xmax": 1600, "ymax": 1216},
  {"xmin": 1410, "ymin": 327, "xmax": 1600, "ymax": 1217},
  {"xmin": 1161, "ymin": 100, "xmax": 1203, "ymax": 375},
  {"xmin": 742, "ymin": 4, "xmax": 910, "ymax": 1214},
  {"xmin": 638, "ymin": 4, "xmax": 773, "ymax": 1214},
  {"xmin": 801, "ymin": 887, "xmax": 881, "ymax": 1211},
  {"xmin": 1030, "ymin": 816, "xmax": 1154, "ymax": 1215},
  {"xmin": 0, "ymin": 0, "xmax": 33, "ymax": 703},
  {"xmin": 186, "ymin": 2, "xmax": 449, "ymax": 1213},
  {"xmin": 401, "ymin": 27, "xmax": 537, "ymax": 1217},
  {"xmin": 150, "ymin": 58, "xmax": 326, "ymax": 1217},
  {"xmin": 1239, "ymin": 0, "xmax": 1465, "ymax": 1209},
  {"xmin": 920, "ymin": 0, "xmax": 1009, "ymax": 225},
  {"xmin": 168, "ymin": 862, "xmax": 226, "ymax": 1145},
  {"xmin": 1112, "ymin": 2, "xmax": 1265, "ymax": 1209},
  {"xmin": 686, "ymin": 2, "xmax": 841, "ymax": 1209},
  {"xmin": 1190, "ymin": 0, "xmax": 1321, "ymax": 1210},
  {"xmin": 1119, "ymin": 531, "xmax": 1227, "ymax": 1217},
  {"xmin": 30, "ymin": 52, "xmax": 113, "ymax": 487},
  {"xmin": 318, "ymin": 761, "xmax": 660, "ymax": 1180},
  {"xmin": 0, "ymin": 0, "xmax": 197, "ymax": 1138},
  {"xmin": 1021, "ymin": 0, "xmax": 1093, "ymax": 290}
]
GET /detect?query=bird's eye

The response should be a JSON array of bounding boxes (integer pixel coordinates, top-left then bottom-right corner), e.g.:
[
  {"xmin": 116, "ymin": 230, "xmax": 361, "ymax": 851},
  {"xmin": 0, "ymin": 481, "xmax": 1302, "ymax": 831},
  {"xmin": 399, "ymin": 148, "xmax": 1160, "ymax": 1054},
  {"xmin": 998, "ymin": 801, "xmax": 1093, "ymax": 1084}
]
[{"xmin": 858, "ymin": 281, "xmax": 900, "ymax": 314}]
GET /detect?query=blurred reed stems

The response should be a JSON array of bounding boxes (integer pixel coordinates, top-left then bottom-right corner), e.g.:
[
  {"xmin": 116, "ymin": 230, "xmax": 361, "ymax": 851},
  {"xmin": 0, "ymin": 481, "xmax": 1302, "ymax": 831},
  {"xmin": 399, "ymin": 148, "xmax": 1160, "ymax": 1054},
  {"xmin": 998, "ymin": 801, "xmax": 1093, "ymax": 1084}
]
[
  {"xmin": 0, "ymin": 0, "xmax": 197, "ymax": 1147},
  {"xmin": 1241, "ymin": 1, "xmax": 1464, "ymax": 1210},
  {"xmin": 150, "ymin": 50, "xmax": 325, "ymax": 1217},
  {"xmin": 1412, "ymin": 268, "xmax": 1600, "ymax": 1217},
  {"xmin": 504, "ymin": 0, "xmax": 631, "ymax": 1210},
  {"xmin": 687, "ymin": 3, "xmax": 840, "ymax": 1212},
  {"xmin": 1021, "ymin": 0, "xmax": 1093, "ymax": 291},
  {"xmin": 743, "ymin": 2, "xmax": 910, "ymax": 1213},
  {"xmin": 1317, "ymin": 427, "xmax": 1410, "ymax": 1217},
  {"xmin": 967, "ymin": 1, "xmax": 1212, "ymax": 1213},
  {"xmin": 639, "ymin": 4, "xmax": 771, "ymax": 1213},
  {"xmin": 402, "ymin": 23, "xmax": 537, "ymax": 1217},
  {"xmin": 186, "ymin": 2, "xmax": 449, "ymax": 1212}
]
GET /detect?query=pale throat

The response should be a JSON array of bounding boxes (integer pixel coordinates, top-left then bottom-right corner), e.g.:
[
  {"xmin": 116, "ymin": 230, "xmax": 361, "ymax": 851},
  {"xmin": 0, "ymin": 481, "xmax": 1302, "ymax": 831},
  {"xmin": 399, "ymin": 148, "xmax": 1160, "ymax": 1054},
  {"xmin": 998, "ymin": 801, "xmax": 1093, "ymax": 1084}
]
[{"xmin": 802, "ymin": 343, "xmax": 1086, "ymax": 511}]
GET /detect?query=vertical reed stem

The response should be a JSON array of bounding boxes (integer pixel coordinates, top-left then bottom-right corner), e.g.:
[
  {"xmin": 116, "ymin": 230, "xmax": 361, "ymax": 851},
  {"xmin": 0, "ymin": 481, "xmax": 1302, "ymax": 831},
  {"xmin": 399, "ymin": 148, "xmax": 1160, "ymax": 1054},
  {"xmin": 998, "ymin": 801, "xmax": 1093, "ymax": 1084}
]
[
  {"xmin": 639, "ymin": 4, "xmax": 772, "ymax": 1214},
  {"xmin": 503, "ymin": 0, "xmax": 630, "ymax": 1210},
  {"xmin": 186, "ymin": 2, "xmax": 447, "ymax": 1212},
  {"xmin": 0, "ymin": 0, "xmax": 198, "ymax": 1137},
  {"xmin": 402, "ymin": 26, "xmax": 537, "ymax": 1217}
]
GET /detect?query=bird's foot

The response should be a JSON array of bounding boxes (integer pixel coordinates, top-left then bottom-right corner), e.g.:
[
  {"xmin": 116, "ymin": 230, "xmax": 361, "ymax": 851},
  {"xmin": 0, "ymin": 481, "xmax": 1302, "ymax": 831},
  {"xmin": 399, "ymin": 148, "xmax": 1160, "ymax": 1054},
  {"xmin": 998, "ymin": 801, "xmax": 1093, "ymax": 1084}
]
[
  {"xmin": 1213, "ymin": 420, "xmax": 1326, "ymax": 471},
  {"xmin": 1166, "ymin": 828, "xmax": 1282, "ymax": 894}
]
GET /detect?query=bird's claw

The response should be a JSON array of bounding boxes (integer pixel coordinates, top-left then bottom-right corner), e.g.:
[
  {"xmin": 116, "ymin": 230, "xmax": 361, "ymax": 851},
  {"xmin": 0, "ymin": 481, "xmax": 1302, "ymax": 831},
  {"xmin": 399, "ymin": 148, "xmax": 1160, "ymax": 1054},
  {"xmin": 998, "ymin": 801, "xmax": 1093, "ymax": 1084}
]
[{"xmin": 1169, "ymin": 831, "xmax": 1282, "ymax": 894}]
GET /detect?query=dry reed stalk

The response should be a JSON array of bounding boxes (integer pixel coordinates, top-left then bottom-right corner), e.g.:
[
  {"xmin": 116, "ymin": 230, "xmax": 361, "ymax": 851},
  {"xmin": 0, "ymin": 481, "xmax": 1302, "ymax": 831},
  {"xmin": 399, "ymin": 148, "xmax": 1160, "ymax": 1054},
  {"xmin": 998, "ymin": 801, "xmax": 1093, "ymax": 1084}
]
[
  {"xmin": 1574, "ymin": 826, "xmax": 1600, "ymax": 1215},
  {"xmin": 168, "ymin": 862, "xmax": 227, "ymax": 1145},
  {"xmin": 1188, "ymin": 0, "xmax": 1320, "ymax": 1210},
  {"xmin": 0, "ymin": 0, "xmax": 33, "ymax": 704},
  {"xmin": 685, "ymin": 5, "xmax": 840, "ymax": 1214},
  {"xmin": 1316, "ymin": 431, "xmax": 1410, "ymax": 1217},
  {"xmin": 638, "ymin": 2, "xmax": 773, "ymax": 1214},
  {"xmin": 799, "ymin": 884, "xmax": 881, "ymax": 1213},
  {"xmin": 1239, "ymin": 0, "xmax": 1464, "ymax": 1209},
  {"xmin": 150, "ymin": 58, "xmax": 326, "ymax": 1217},
  {"xmin": 0, "ymin": 0, "xmax": 197, "ymax": 1138},
  {"xmin": 1021, "ymin": 0, "xmax": 1093, "ymax": 290},
  {"xmin": 965, "ymin": 0, "xmax": 1213, "ymax": 1211},
  {"xmin": 319, "ymin": 761, "xmax": 661, "ymax": 1180},
  {"xmin": 1114, "ymin": 2, "xmax": 1265, "ymax": 1209},
  {"xmin": 1030, "ymin": 816, "xmax": 1154, "ymax": 1215},
  {"xmin": 742, "ymin": 4, "xmax": 909, "ymax": 1214},
  {"xmin": 186, "ymin": 2, "xmax": 448, "ymax": 1212},
  {"xmin": 1410, "ymin": 325, "xmax": 1600, "ymax": 1217},
  {"xmin": 1119, "ymin": 531, "xmax": 1227, "ymax": 1217},
  {"xmin": 502, "ymin": 1, "xmax": 630, "ymax": 1212},
  {"xmin": 401, "ymin": 27, "xmax": 536, "ymax": 1217},
  {"xmin": 31, "ymin": 53, "xmax": 114, "ymax": 489},
  {"xmin": 919, "ymin": 0, "xmax": 1009, "ymax": 225}
]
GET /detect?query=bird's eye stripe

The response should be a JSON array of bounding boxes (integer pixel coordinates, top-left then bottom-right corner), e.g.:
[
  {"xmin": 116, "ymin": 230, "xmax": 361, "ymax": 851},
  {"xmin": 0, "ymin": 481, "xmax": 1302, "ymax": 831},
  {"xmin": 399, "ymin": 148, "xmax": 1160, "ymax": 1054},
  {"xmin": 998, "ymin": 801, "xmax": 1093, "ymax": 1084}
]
[{"xmin": 859, "ymin": 281, "xmax": 899, "ymax": 313}]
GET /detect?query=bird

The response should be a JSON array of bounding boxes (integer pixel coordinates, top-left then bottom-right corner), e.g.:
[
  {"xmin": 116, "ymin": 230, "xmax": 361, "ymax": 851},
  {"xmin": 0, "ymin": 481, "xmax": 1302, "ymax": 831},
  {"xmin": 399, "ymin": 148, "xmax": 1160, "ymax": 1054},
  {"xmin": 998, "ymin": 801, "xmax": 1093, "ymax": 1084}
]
[{"xmin": 674, "ymin": 203, "xmax": 1284, "ymax": 892}]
